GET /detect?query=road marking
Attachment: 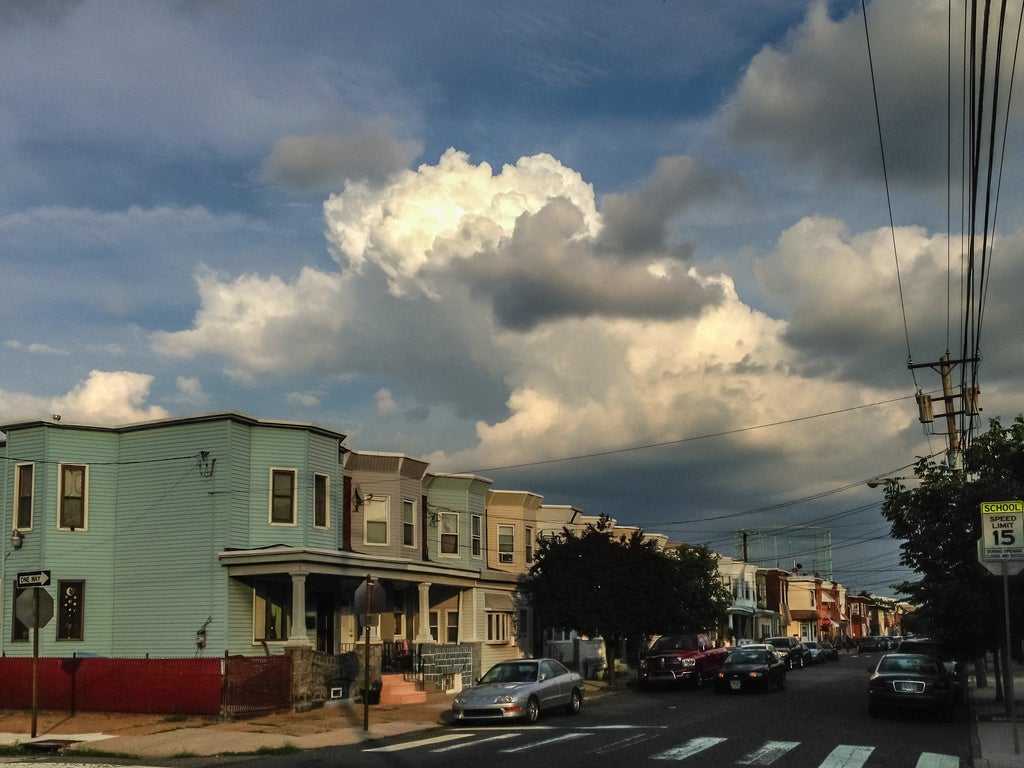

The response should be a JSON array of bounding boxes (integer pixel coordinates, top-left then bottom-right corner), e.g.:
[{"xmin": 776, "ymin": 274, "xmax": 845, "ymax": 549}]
[
  {"xmin": 916, "ymin": 753, "xmax": 959, "ymax": 768},
  {"xmin": 364, "ymin": 733, "xmax": 473, "ymax": 751},
  {"xmin": 736, "ymin": 740, "xmax": 801, "ymax": 766},
  {"xmin": 432, "ymin": 732, "xmax": 521, "ymax": 752},
  {"xmin": 651, "ymin": 736, "xmax": 728, "ymax": 760},
  {"xmin": 818, "ymin": 744, "xmax": 875, "ymax": 768},
  {"xmin": 591, "ymin": 731, "xmax": 660, "ymax": 754},
  {"xmin": 500, "ymin": 732, "xmax": 591, "ymax": 753}
]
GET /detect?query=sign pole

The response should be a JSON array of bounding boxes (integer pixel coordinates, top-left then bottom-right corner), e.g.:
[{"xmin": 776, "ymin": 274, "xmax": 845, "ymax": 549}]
[
  {"xmin": 31, "ymin": 589, "xmax": 39, "ymax": 739},
  {"xmin": 1000, "ymin": 563, "xmax": 1020, "ymax": 755},
  {"xmin": 363, "ymin": 574, "xmax": 373, "ymax": 733}
]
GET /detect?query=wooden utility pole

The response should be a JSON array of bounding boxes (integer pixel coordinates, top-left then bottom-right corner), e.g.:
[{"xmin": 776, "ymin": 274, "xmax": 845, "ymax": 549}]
[{"xmin": 908, "ymin": 353, "xmax": 979, "ymax": 465}]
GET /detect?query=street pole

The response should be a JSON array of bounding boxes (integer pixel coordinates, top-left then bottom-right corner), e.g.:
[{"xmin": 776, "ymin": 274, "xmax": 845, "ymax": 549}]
[
  {"xmin": 31, "ymin": 589, "xmax": 39, "ymax": 739},
  {"xmin": 1001, "ymin": 564, "xmax": 1020, "ymax": 754},
  {"xmin": 363, "ymin": 575, "xmax": 374, "ymax": 733}
]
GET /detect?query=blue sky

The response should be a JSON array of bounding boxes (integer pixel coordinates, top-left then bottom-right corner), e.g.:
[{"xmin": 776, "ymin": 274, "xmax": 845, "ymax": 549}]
[{"xmin": 4, "ymin": 0, "xmax": 1023, "ymax": 598}]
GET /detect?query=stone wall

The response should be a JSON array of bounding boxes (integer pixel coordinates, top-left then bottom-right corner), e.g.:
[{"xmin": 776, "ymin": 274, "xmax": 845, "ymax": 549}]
[{"xmin": 417, "ymin": 642, "xmax": 474, "ymax": 692}]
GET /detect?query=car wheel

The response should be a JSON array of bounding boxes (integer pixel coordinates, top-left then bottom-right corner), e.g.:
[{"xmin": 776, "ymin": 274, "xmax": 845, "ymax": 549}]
[
  {"xmin": 778, "ymin": 672, "xmax": 787, "ymax": 690},
  {"xmin": 799, "ymin": 655, "xmax": 805, "ymax": 669},
  {"xmin": 524, "ymin": 696, "xmax": 541, "ymax": 724},
  {"xmin": 565, "ymin": 688, "xmax": 582, "ymax": 715},
  {"xmin": 694, "ymin": 671, "xmax": 704, "ymax": 689}
]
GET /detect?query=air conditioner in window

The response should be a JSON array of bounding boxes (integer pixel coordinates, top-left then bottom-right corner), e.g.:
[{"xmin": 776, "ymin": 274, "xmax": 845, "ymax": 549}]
[{"xmin": 499, "ymin": 553, "xmax": 513, "ymax": 563}]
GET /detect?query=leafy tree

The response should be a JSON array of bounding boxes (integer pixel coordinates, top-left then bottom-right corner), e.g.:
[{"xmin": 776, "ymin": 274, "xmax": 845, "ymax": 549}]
[
  {"xmin": 522, "ymin": 515, "xmax": 730, "ymax": 686},
  {"xmin": 880, "ymin": 417, "xmax": 1024, "ymax": 672}
]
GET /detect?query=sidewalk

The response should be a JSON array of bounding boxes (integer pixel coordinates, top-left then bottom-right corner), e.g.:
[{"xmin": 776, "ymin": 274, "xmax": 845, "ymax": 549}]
[
  {"xmin": 0, "ymin": 678, "xmax": 613, "ymax": 759},
  {"xmin": 969, "ymin": 661, "xmax": 1023, "ymax": 768}
]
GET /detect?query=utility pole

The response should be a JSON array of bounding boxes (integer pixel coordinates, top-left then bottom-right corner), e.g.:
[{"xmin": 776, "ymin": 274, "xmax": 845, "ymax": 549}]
[{"xmin": 908, "ymin": 353, "xmax": 980, "ymax": 467}]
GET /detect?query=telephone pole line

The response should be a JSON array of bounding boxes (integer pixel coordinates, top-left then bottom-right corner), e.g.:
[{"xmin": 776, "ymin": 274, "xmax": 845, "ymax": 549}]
[{"xmin": 908, "ymin": 352, "xmax": 980, "ymax": 467}]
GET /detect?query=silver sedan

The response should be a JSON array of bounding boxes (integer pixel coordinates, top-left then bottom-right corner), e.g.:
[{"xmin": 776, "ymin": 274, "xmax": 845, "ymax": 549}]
[{"xmin": 452, "ymin": 658, "xmax": 584, "ymax": 724}]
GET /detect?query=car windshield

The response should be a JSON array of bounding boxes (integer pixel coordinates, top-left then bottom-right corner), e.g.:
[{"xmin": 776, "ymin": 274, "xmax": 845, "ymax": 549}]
[
  {"xmin": 877, "ymin": 656, "xmax": 942, "ymax": 674},
  {"xmin": 805, "ymin": 642, "xmax": 820, "ymax": 649},
  {"xmin": 651, "ymin": 635, "xmax": 698, "ymax": 651},
  {"xmin": 481, "ymin": 662, "xmax": 538, "ymax": 684},
  {"xmin": 728, "ymin": 650, "xmax": 766, "ymax": 664}
]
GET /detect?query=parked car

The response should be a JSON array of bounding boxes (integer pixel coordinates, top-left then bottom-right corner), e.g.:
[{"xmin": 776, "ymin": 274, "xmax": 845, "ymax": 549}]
[
  {"xmin": 857, "ymin": 636, "xmax": 883, "ymax": 652},
  {"xmin": 819, "ymin": 641, "xmax": 840, "ymax": 661},
  {"xmin": 868, "ymin": 653, "xmax": 955, "ymax": 719},
  {"xmin": 637, "ymin": 633, "xmax": 729, "ymax": 689},
  {"xmin": 897, "ymin": 637, "xmax": 965, "ymax": 705},
  {"xmin": 802, "ymin": 641, "xmax": 826, "ymax": 663},
  {"xmin": 715, "ymin": 647, "xmax": 787, "ymax": 694},
  {"xmin": 764, "ymin": 636, "xmax": 807, "ymax": 669},
  {"xmin": 451, "ymin": 658, "xmax": 584, "ymax": 724}
]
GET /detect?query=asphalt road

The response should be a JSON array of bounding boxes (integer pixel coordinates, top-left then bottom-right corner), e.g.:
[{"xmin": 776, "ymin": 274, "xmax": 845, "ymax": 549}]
[{"xmin": 219, "ymin": 652, "xmax": 972, "ymax": 768}]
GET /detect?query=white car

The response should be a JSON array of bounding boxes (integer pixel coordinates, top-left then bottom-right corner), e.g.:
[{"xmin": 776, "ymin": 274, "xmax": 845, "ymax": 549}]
[{"xmin": 452, "ymin": 658, "xmax": 584, "ymax": 723}]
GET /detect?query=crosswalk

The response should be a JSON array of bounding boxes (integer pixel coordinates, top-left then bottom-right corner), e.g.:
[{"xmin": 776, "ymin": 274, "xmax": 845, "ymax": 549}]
[{"xmin": 365, "ymin": 729, "xmax": 962, "ymax": 768}]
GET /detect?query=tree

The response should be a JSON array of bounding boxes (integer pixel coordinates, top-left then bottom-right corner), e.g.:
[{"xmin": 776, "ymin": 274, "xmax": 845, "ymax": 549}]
[
  {"xmin": 880, "ymin": 417, "xmax": 1024, "ymax": 700},
  {"xmin": 522, "ymin": 515, "xmax": 730, "ymax": 686}
]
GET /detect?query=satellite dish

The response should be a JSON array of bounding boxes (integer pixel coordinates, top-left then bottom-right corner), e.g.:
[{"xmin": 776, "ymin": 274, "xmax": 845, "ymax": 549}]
[{"xmin": 354, "ymin": 485, "xmax": 365, "ymax": 506}]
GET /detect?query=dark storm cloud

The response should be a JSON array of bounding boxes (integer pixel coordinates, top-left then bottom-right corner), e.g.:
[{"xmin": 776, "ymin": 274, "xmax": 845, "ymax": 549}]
[
  {"xmin": 444, "ymin": 197, "xmax": 726, "ymax": 331},
  {"xmin": 597, "ymin": 155, "xmax": 741, "ymax": 257}
]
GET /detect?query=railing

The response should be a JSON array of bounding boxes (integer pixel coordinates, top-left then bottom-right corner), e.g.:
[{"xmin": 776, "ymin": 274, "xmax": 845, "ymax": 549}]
[{"xmin": 381, "ymin": 639, "xmax": 415, "ymax": 673}]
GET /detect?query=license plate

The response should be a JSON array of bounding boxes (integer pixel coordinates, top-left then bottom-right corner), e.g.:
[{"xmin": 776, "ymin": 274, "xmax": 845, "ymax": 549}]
[
  {"xmin": 730, "ymin": 680, "xmax": 741, "ymax": 690},
  {"xmin": 896, "ymin": 681, "xmax": 924, "ymax": 693}
]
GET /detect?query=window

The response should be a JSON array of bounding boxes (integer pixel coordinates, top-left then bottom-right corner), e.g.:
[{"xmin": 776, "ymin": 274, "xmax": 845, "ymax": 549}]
[
  {"xmin": 439, "ymin": 510, "xmax": 459, "ymax": 555},
  {"xmin": 15, "ymin": 463, "xmax": 34, "ymax": 530},
  {"xmin": 428, "ymin": 611, "xmax": 439, "ymax": 642},
  {"xmin": 57, "ymin": 580, "xmax": 85, "ymax": 640},
  {"xmin": 487, "ymin": 612, "xmax": 511, "ymax": 642},
  {"xmin": 270, "ymin": 469, "xmax": 296, "ymax": 524},
  {"xmin": 364, "ymin": 496, "xmax": 388, "ymax": 545},
  {"xmin": 253, "ymin": 581, "xmax": 291, "ymax": 642},
  {"xmin": 313, "ymin": 473, "xmax": 329, "ymax": 528},
  {"xmin": 525, "ymin": 526, "xmax": 534, "ymax": 562},
  {"xmin": 403, "ymin": 499, "xmax": 416, "ymax": 547},
  {"xmin": 498, "ymin": 524, "xmax": 514, "ymax": 563},
  {"xmin": 471, "ymin": 514, "xmax": 482, "ymax": 557},
  {"xmin": 59, "ymin": 464, "xmax": 87, "ymax": 530},
  {"xmin": 446, "ymin": 612, "xmax": 459, "ymax": 643}
]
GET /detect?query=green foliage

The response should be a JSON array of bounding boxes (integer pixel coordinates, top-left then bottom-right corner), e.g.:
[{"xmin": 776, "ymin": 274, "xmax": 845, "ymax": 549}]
[
  {"xmin": 523, "ymin": 515, "xmax": 729, "ymax": 644},
  {"xmin": 880, "ymin": 417, "xmax": 1024, "ymax": 659}
]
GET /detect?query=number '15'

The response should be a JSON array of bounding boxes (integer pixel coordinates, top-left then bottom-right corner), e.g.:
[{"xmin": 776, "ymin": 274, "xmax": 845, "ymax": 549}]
[{"xmin": 992, "ymin": 530, "xmax": 1016, "ymax": 546}]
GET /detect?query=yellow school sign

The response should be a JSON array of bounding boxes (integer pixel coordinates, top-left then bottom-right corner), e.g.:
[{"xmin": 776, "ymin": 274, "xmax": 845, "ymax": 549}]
[{"xmin": 980, "ymin": 500, "xmax": 1024, "ymax": 562}]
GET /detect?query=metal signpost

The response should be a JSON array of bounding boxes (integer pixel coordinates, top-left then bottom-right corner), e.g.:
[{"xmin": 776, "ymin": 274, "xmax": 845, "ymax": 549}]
[
  {"xmin": 979, "ymin": 501, "xmax": 1023, "ymax": 755},
  {"xmin": 15, "ymin": 571, "xmax": 53, "ymax": 738}
]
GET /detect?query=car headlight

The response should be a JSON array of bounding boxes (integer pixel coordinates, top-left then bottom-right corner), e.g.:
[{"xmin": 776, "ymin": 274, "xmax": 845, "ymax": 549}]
[
  {"xmin": 493, "ymin": 695, "xmax": 516, "ymax": 704},
  {"xmin": 454, "ymin": 695, "xmax": 466, "ymax": 705},
  {"xmin": 682, "ymin": 658, "xmax": 696, "ymax": 667}
]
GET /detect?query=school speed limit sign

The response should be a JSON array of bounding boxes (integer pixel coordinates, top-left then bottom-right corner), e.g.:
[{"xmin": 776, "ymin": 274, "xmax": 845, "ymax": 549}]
[{"xmin": 980, "ymin": 500, "xmax": 1024, "ymax": 561}]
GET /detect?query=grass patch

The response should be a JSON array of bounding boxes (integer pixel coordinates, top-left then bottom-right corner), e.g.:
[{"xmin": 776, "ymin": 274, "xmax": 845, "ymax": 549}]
[
  {"xmin": 0, "ymin": 743, "xmax": 28, "ymax": 757},
  {"xmin": 255, "ymin": 743, "xmax": 301, "ymax": 755}
]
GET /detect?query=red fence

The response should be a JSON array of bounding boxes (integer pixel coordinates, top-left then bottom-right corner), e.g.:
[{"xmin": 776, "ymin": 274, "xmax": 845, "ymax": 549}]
[{"xmin": 0, "ymin": 655, "xmax": 292, "ymax": 716}]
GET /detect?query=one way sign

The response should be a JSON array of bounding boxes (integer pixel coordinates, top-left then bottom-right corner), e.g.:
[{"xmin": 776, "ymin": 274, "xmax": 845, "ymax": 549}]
[{"xmin": 17, "ymin": 570, "xmax": 50, "ymax": 588}]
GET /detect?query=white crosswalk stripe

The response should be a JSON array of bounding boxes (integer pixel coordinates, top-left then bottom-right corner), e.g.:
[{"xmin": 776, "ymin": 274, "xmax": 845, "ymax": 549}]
[
  {"xmin": 915, "ymin": 753, "xmax": 959, "ymax": 768},
  {"xmin": 736, "ymin": 740, "xmax": 801, "ymax": 766},
  {"xmin": 499, "ymin": 731, "xmax": 591, "ymax": 753},
  {"xmin": 818, "ymin": 744, "xmax": 875, "ymax": 768},
  {"xmin": 651, "ymin": 736, "xmax": 728, "ymax": 760}
]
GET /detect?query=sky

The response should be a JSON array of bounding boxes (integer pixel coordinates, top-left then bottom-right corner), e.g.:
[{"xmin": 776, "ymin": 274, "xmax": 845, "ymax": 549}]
[{"xmin": 3, "ymin": 0, "xmax": 1023, "ymax": 600}]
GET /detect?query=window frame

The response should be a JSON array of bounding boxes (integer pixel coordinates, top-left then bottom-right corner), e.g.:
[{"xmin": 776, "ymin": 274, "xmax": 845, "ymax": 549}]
[
  {"xmin": 58, "ymin": 463, "xmax": 88, "ymax": 531},
  {"xmin": 439, "ymin": 510, "xmax": 459, "ymax": 557},
  {"xmin": 364, "ymin": 495, "xmax": 389, "ymax": 545},
  {"xmin": 487, "ymin": 612, "xmax": 511, "ymax": 643},
  {"xmin": 525, "ymin": 525, "xmax": 534, "ymax": 562},
  {"xmin": 445, "ymin": 610, "xmax": 459, "ymax": 644},
  {"xmin": 252, "ymin": 581, "xmax": 291, "ymax": 643},
  {"xmin": 313, "ymin": 473, "xmax": 330, "ymax": 528},
  {"xmin": 402, "ymin": 499, "xmax": 416, "ymax": 548},
  {"xmin": 14, "ymin": 462, "xmax": 34, "ymax": 531},
  {"xmin": 471, "ymin": 514, "xmax": 482, "ymax": 557},
  {"xmin": 269, "ymin": 468, "xmax": 298, "ymax": 525},
  {"xmin": 56, "ymin": 579, "xmax": 85, "ymax": 641},
  {"xmin": 497, "ymin": 524, "xmax": 515, "ymax": 564}
]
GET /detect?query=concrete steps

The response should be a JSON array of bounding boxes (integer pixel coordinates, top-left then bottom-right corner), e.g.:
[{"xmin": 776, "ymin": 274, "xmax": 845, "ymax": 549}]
[{"xmin": 379, "ymin": 674, "xmax": 426, "ymax": 705}]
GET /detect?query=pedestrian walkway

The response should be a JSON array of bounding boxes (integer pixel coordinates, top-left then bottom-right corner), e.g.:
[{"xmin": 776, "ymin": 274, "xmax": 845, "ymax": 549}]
[{"xmin": 969, "ymin": 660, "xmax": 1023, "ymax": 768}]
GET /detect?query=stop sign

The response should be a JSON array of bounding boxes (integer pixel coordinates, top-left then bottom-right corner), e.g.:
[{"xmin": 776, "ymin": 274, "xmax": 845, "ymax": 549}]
[{"xmin": 15, "ymin": 588, "xmax": 54, "ymax": 628}]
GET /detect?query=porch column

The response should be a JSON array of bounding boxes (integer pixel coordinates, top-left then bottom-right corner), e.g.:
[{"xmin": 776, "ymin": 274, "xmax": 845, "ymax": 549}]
[
  {"xmin": 286, "ymin": 570, "xmax": 312, "ymax": 645},
  {"xmin": 413, "ymin": 581, "xmax": 434, "ymax": 643}
]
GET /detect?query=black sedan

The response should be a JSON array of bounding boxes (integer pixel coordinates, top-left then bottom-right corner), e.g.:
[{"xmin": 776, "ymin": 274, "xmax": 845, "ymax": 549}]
[
  {"xmin": 714, "ymin": 648, "xmax": 787, "ymax": 694},
  {"xmin": 868, "ymin": 653, "xmax": 955, "ymax": 719}
]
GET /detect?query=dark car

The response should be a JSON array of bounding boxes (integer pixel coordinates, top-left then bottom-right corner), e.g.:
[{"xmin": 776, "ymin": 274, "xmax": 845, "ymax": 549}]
[
  {"xmin": 897, "ymin": 637, "xmax": 965, "ymax": 704},
  {"xmin": 715, "ymin": 647, "xmax": 787, "ymax": 694},
  {"xmin": 868, "ymin": 653, "xmax": 955, "ymax": 718},
  {"xmin": 819, "ymin": 641, "xmax": 840, "ymax": 661},
  {"xmin": 764, "ymin": 636, "xmax": 807, "ymax": 669},
  {"xmin": 857, "ymin": 636, "xmax": 883, "ymax": 652}
]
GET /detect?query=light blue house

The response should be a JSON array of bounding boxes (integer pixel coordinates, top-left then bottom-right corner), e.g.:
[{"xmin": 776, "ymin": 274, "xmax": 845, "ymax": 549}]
[{"xmin": 1, "ymin": 412, "xmax": 523, "ymax": 678}]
